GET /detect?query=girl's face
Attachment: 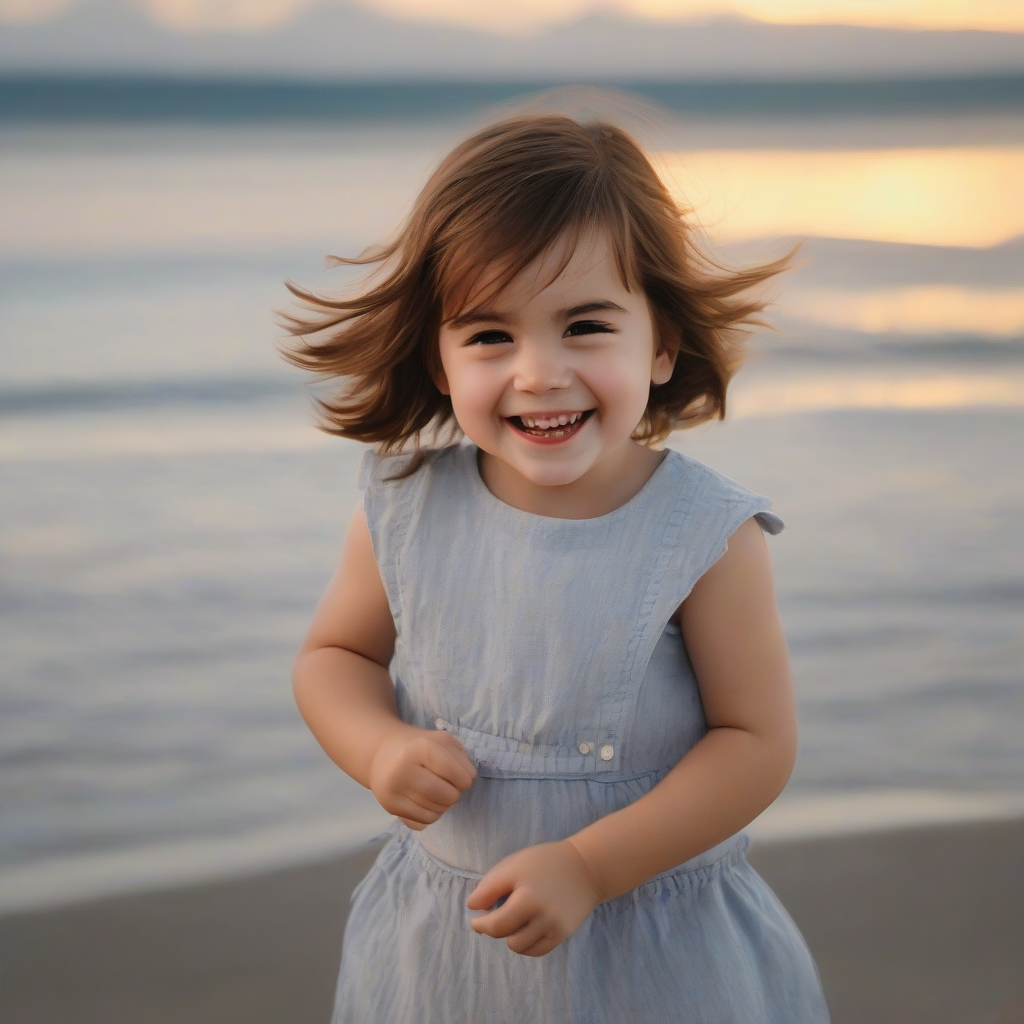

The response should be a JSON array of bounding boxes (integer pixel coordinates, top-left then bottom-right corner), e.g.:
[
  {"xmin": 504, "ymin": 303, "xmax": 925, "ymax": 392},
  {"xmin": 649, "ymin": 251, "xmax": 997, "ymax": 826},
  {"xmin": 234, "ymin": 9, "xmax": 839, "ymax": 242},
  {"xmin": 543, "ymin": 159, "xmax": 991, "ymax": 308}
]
[{"xmin": 435, "ymin": 228, "xmax": 674, "ymax": 511}]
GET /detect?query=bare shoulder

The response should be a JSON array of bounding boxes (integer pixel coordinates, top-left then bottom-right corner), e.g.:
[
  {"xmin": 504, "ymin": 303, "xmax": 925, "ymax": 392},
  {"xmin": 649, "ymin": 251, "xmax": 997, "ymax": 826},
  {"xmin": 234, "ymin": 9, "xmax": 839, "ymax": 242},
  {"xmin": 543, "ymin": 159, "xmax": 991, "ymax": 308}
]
[
  {"xmin": 678, "ymin": 517, "xmax": 793, "ymax": 736},
  {"xmin": 678, "ymin": 517, "xmax": 775, "ymax": 623},
  {"xmin": 298, "ymin": 501, "xmax": 396, "ymax": 668}
]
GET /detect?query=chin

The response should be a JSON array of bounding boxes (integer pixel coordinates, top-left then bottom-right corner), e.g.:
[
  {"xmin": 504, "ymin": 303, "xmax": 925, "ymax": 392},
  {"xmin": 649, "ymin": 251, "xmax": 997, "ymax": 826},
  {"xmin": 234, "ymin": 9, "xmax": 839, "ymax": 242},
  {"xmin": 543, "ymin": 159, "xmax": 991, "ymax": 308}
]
[{"xmin": 512, "ymin": 458, "xmax": 591, "ymax": 489}]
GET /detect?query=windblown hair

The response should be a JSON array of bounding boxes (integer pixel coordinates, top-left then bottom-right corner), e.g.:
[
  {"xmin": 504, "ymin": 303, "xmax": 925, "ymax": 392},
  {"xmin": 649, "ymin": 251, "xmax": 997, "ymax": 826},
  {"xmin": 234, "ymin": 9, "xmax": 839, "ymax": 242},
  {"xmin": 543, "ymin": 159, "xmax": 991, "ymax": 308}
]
[{"xmin": 280, "ymin": 112, "xmax": 789, "ymax": 450}]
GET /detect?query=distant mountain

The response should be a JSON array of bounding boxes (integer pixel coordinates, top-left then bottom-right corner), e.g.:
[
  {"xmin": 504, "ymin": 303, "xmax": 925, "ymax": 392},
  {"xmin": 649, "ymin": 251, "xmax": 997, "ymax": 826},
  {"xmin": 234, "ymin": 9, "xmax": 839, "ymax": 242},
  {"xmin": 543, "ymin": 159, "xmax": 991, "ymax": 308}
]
[{"xmin": 1, "ymin": 0, "xmax": 1023, "ymax": 80}]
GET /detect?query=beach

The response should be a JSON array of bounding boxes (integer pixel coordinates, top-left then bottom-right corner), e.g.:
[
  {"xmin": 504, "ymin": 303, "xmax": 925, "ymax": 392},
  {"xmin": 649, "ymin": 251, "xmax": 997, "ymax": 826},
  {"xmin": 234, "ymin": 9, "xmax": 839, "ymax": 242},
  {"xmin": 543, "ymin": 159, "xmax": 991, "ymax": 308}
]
[
  {"xmin": 1, "ymin": 87, "xmax": 1022, "ymax": 1024},
  {"xmin": 2, "ymin": 803, "xmax": 1021, "ymax": 1024}
]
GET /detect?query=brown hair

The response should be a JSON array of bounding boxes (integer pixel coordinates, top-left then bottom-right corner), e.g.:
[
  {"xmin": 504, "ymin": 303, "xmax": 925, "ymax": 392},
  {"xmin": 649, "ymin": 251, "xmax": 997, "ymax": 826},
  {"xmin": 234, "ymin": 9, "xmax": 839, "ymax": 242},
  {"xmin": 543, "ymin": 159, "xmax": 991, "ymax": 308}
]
[{"xmin": 280, "ymin": 111, "xmax": 789, "ymax": 451}]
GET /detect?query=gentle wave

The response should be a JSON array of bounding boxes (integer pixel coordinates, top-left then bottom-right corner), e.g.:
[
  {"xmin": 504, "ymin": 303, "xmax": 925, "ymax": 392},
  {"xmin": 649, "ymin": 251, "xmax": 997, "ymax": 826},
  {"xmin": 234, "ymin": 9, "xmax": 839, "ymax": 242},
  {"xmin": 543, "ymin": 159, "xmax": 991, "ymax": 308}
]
[
  {"xmin": 782, "ymin": 286, "xmax": 1024, "ymax": 337},
  {"xmin": 0, "ymin": 374, "xmax": 302, "ymax": 415},
  {"xmin": 0, "ymin": 404, "xmax": 342, "ymax": 461},
  {"xmin": 0, "ymin": 809, "xmax": 393, "ymax": 916},
  {"xmin": 756, "ymin": 337, "xmax": 1024, "ymax": 362}
]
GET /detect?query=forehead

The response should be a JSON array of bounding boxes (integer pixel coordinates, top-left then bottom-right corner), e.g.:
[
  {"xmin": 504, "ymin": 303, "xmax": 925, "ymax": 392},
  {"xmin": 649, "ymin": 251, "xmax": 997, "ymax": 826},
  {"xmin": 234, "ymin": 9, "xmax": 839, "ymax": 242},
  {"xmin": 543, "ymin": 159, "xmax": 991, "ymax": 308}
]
[{"xmin": 443, "ymin": 226, "xmax": 634, "ymax": 320}]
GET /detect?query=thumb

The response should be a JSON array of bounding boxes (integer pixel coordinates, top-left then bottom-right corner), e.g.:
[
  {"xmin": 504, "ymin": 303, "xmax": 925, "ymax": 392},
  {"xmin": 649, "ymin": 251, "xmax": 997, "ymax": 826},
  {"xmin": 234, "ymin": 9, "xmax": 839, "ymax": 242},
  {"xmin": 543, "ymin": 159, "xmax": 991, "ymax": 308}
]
[{"xmin": 466, "ymin": 865, "xmax": 514, "ymax": 911}]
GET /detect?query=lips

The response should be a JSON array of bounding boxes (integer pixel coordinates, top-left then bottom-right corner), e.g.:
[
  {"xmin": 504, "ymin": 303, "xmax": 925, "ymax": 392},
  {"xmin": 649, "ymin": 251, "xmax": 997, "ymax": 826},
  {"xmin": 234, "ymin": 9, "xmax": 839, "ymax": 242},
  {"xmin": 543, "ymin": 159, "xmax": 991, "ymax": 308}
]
[{"xmin": 507, "ymin": 409, "xmax": 594, "ymax": 441}]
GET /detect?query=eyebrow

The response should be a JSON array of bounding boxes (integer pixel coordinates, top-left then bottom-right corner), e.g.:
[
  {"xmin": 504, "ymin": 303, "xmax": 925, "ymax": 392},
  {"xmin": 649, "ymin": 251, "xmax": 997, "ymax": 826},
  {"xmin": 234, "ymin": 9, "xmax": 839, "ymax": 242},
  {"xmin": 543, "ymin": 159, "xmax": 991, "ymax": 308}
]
[{"xmin": 446, "ymin": 299, "xmax": 627, "ymax": 330}]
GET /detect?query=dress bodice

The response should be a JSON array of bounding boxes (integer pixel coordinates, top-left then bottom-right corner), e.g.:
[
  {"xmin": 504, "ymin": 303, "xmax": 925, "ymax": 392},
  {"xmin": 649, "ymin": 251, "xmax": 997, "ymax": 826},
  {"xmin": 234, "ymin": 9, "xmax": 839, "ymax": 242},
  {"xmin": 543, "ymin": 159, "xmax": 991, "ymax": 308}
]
[{"xmin": 360, "ymin": 443, "xmax": 783, "ymax": 872}]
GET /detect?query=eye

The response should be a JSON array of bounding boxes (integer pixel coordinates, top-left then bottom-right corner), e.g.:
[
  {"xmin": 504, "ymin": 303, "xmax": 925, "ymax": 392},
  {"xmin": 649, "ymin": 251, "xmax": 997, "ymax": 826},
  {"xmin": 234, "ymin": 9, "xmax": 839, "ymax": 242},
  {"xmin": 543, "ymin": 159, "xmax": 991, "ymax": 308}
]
[
  {"xmin": 565, "ymin": 320, "xmax": 614, "ymax": 337},
  {"xmin": 467, "ymin": 330, "xmax": 513, "ymax": 346}
]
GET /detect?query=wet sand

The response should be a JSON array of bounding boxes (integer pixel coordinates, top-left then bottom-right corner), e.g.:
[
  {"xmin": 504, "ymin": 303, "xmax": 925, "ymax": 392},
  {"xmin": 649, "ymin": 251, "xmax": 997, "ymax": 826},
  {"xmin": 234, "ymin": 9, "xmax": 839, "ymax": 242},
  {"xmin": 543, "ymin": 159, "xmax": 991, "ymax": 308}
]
[{"xmin": 1, "ymin": 816, "xmax": 1021, "ymax": 1024}]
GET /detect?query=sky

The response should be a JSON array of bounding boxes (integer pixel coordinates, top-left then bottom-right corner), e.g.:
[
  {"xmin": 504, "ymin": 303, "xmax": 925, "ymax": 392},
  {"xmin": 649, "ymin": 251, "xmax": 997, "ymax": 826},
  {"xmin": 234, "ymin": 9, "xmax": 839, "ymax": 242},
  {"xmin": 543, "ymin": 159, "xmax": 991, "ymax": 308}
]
[{"xmin": 2, "ymin": 0, "xmax": 1023, "ymax": 32}]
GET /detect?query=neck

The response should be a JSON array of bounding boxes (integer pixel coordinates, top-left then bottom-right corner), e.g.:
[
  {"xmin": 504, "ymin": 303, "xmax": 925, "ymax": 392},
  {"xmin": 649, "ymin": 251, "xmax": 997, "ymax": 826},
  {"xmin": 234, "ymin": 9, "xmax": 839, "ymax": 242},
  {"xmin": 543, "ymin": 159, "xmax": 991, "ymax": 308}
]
[{"xmin": 478, "ymin": 442, "xmax": 667, "ymax": 520}]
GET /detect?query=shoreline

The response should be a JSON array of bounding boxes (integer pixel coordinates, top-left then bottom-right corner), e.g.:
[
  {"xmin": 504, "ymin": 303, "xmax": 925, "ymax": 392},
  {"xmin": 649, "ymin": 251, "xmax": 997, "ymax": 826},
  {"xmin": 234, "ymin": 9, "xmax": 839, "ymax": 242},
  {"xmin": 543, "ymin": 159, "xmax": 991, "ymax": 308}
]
[
  {"xmin": 3, "ymin": 788, "xmax": 1021, "ymax": 919},
  {"xmin": 2, "ymin": 796, "xmax": 1021, "ymax": 1024}
]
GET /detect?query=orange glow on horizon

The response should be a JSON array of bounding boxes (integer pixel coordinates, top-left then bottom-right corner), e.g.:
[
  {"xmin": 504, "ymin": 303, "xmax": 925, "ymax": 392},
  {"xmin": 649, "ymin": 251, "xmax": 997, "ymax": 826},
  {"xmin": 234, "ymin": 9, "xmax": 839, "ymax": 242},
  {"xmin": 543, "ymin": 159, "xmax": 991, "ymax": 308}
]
[
  {"xmin": 634, "ymin": 0, "xmax": 1024, "ymax": 34},
  {"xmin": 655, "ymin": 146, "xmax": 1024, "ymax": 248},
  {"xmin": 3, "ymin": 0, "xmax": 1024, "ymax": 33}
]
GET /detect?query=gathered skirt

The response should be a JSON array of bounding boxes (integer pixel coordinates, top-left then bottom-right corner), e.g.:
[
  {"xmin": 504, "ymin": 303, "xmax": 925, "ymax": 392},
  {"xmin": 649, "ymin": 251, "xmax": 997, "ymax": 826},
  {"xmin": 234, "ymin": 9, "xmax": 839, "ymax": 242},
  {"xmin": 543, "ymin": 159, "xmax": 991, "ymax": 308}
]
[{"xmin": 331, "ymin": 824, "xmax": 830, "ymax": 1024}]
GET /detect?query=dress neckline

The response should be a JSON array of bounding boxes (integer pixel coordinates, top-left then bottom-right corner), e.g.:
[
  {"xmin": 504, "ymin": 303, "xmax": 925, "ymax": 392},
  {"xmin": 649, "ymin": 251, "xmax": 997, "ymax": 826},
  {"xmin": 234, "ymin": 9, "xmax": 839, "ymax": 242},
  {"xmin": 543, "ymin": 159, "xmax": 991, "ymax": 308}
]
[{"xmin": 464, "ymin": 443, "xmax": 678, "ymax": 528}]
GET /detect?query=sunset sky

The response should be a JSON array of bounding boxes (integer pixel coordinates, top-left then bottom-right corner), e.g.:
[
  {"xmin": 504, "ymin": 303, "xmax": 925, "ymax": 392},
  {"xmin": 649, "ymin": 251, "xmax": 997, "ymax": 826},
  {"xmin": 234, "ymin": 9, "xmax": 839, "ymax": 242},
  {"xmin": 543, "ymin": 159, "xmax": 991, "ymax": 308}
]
[{"xmin": 3, "ymin": 0, "xmax": 1024, "ymax": 32}]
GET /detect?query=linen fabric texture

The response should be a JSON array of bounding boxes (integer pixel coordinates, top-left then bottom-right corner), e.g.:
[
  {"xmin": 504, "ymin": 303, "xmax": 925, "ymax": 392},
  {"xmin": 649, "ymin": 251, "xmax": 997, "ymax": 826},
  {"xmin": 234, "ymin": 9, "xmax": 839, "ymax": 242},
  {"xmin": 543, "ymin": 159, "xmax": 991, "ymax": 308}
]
[{"xmin": 332, "ymin": 443, "xmax": 829, "ymax": 1024}]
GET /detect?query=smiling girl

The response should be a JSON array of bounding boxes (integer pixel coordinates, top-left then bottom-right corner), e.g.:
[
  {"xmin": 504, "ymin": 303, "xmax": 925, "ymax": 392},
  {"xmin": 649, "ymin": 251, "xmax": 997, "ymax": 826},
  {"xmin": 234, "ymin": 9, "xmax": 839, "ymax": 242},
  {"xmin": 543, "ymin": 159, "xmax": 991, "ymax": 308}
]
[{"xmin": 283, "ymin": 113, "xmax": 830, "ymax": 1023}]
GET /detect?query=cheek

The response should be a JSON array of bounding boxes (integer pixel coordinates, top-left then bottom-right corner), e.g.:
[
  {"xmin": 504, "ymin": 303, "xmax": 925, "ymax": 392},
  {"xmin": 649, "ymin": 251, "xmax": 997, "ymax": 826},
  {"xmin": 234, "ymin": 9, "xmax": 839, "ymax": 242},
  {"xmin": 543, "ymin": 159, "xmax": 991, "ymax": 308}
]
[
  {"xmin": 445, "ymin": 362, "xmax": 504, "ymax": 421},
  {"xmin": 588, "ymin": 353, "xmax": 652, "ymax": 420}
]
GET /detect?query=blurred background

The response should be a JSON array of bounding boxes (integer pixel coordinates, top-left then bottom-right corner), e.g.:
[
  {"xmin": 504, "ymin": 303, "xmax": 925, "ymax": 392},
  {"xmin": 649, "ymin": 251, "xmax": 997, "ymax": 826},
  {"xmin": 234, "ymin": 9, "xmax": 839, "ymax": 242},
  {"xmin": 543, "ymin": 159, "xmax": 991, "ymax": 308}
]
[{"xmin": 0, "ymin": 0, "xmax": 1022, "ymax": 920}]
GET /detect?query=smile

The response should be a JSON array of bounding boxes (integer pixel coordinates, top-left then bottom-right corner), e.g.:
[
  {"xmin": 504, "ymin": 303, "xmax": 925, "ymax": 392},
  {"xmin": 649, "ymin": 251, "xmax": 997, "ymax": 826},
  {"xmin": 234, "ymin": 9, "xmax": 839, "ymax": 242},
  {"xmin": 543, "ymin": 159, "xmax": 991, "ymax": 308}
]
[{"xmin": 506, "ymin": 409, "xmax": 594, "ymax": 441}]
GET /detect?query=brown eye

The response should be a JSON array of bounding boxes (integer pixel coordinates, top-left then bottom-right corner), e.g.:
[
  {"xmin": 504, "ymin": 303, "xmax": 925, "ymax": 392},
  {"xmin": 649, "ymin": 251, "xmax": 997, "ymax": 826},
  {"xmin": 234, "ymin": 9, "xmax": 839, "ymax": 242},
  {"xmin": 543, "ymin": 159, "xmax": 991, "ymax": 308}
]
[
  {"xmin": 468, "ymin": 330, "xmax": 513, "ymax": 346},
  {"xmin": 565, "ymin": 320, "xmax": 613, "ymax": 337}
]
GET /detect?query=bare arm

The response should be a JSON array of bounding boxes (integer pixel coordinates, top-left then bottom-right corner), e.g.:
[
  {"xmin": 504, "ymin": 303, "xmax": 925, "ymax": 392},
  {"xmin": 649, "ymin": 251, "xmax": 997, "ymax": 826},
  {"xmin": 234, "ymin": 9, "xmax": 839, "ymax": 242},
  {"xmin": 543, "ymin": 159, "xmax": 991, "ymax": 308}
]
[
  {"xmin": 469, "ymin": 517, "xmax": 795, "ymax": 954},
  {"xmin": 294, "ymin": 502, "xmax": 476, "ymax": 828}
]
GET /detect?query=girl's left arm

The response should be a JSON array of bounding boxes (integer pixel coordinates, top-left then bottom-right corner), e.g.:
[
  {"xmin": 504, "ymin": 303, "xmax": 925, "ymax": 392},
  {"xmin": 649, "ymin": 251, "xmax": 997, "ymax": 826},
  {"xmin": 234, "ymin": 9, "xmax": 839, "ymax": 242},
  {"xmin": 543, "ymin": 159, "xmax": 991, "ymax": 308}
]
[{"xmin": 468, "ymin": 516, "xmax": 796, "ymax": 954}]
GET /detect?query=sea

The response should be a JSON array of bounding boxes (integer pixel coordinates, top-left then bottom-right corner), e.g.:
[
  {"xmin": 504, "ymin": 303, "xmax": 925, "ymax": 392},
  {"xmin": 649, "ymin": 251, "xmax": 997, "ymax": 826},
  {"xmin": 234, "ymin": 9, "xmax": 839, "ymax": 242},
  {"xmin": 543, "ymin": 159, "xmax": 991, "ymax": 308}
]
[{"xmin": 1, "ymin": 82, "xmax": 1022, "ymax": 911}]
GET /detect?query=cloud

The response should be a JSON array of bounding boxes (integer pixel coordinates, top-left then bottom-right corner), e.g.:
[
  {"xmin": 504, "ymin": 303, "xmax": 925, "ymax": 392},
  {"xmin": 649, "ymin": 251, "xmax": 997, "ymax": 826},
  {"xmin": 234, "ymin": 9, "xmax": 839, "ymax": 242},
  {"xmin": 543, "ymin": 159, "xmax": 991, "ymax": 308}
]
[
  {"xmin": 3, "ymin": 0, "xmax": 1023, "ymax": 32},
  {"xmin": 0, "ymin": 0, "xmax": 74, "ymax": 24},
  {"xmin": 143, "ymin": 0, "xmax": 319, "ymax": 31}
]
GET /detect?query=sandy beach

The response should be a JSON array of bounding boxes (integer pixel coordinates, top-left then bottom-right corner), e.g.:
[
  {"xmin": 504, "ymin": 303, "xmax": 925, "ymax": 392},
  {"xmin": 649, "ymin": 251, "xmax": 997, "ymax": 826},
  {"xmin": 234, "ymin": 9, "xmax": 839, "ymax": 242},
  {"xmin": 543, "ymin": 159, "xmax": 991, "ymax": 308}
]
[{"xmin": 2, "ymin": 811, "xmax": 1021, "ymax": 1024}]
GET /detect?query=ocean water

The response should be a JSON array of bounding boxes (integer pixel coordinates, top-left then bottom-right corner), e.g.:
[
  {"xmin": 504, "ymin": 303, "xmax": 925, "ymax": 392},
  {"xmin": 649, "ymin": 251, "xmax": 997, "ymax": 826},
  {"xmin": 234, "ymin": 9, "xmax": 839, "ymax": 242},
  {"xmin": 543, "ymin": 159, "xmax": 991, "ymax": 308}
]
[{"xmin": 1, "ymin": 113, "xmax": 1022, "ymax": 906}]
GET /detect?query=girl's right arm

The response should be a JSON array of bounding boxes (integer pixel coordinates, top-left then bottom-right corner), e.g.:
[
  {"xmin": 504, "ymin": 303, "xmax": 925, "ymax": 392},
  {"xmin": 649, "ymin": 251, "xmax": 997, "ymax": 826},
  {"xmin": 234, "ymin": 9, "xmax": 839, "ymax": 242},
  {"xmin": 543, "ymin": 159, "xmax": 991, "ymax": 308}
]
[{"xmin": 293, "ymin": 502, "xmax": 476, "ymax": 830}]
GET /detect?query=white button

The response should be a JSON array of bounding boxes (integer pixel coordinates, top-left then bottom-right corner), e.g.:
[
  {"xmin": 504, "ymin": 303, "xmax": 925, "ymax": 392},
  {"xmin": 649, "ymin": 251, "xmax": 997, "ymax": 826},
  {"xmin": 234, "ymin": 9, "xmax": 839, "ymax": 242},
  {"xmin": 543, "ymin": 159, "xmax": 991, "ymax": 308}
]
[
  {"xmin": 599, "ymin": 744, "xmax": 615, "ymax": 761},
  {"xmin": 578, "ymin": 741, "xmax": 593, "ymax": 755},
  {"xmin": 434, "ymin": 717, "xmax": 445, "ymax": 730}
]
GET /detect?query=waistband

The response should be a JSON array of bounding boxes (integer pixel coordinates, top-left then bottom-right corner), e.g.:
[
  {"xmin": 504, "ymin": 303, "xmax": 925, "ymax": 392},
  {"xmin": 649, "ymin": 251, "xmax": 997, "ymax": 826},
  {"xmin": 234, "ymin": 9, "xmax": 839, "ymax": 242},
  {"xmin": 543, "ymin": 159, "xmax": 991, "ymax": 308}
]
[
  {"xmin": 380, "ymin": 821, "xmax": 750, "ymax": 905},
  {"xmin": 432, "ymin": 716, "xmax": 625, "ymax": 777}
]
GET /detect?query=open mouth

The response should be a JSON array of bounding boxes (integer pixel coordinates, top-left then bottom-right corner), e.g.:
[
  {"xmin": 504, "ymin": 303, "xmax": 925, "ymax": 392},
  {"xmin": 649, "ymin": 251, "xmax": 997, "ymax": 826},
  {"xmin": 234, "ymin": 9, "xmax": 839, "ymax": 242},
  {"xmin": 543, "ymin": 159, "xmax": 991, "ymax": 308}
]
[{"xmin": 507, "ymin": 409, "xmax": 595, "ymax": 441}]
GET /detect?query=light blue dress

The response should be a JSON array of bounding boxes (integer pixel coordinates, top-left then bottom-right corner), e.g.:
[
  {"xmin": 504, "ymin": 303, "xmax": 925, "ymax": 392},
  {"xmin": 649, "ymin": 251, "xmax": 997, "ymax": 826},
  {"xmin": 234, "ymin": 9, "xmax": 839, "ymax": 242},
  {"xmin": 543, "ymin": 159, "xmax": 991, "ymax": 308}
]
[{"xmin": 333, "ymin": 443, "xmax": 830, "ymax": 1023}]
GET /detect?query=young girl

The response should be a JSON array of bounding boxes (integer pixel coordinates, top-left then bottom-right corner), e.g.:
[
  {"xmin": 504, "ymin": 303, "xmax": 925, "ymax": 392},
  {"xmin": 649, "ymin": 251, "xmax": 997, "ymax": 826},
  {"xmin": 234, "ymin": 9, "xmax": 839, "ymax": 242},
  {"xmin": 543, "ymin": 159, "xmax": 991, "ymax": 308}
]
[{"xmin": 284, "ymin": 113, "xmax": 830, "ymax": 1023}]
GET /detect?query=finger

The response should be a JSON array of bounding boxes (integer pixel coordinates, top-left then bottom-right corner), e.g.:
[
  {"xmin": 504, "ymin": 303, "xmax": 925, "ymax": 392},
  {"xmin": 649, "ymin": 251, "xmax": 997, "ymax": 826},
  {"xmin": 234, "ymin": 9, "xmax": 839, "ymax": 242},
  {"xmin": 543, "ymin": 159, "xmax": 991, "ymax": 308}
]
[
  {"xmin": 409, "ymin": 766, "xmax": 462, "ymax": 811},
  {"xmin": 425, "ymin": 735, "xmax": 477, "ymax": 790},
  {"xmin": 470, "ymin": 891, "xmax": 534, "ymax": 939},
  {"xmin": 389, "ymin": 795, "xmax": 441, "ymax": 828},
  {"xmin": 398, "ymin": 816, "xmax": 426, "ymax": 831},
  {"xmin": 520, "ymin": 933, "xmax": 558, "ymax": 958},
  {"xmin": 465, "ymin": 866, "xmax": 514, "ymax": 911},
  {"xmin": 423, "ymin": 737, "xmax": 475, "ymax": 790},
  {"xmin": 506, "ymin": 916, "xmax": 548, "ymax": 955}
]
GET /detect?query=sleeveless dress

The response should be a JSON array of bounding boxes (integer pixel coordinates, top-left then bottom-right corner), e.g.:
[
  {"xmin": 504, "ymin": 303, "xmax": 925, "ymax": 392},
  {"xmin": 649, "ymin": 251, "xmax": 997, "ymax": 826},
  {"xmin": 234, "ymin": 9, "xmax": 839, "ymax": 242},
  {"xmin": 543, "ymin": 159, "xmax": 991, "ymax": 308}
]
[{"xmin": 333, "ymin": 443, "xmax": 830, "ymax": 1024}]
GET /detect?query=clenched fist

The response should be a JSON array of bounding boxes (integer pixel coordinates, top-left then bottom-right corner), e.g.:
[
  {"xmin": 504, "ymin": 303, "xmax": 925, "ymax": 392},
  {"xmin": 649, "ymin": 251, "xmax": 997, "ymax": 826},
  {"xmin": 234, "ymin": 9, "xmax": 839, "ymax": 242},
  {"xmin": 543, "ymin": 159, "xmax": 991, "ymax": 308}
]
[{"xmin": 368, "ymin": 724, "xmax": 477, "ymax": 830}]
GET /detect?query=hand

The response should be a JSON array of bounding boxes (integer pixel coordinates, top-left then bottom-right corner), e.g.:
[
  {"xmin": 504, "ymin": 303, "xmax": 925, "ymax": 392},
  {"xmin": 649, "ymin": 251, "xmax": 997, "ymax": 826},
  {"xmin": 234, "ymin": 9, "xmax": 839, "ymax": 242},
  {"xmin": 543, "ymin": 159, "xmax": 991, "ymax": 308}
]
[
  {"xmin": 368, "ymin": 724, "xmax": 476, "ymax": 830},
  {"xmin": 466, "ymin": 839, "xmax": 603, "ymax": 957}
]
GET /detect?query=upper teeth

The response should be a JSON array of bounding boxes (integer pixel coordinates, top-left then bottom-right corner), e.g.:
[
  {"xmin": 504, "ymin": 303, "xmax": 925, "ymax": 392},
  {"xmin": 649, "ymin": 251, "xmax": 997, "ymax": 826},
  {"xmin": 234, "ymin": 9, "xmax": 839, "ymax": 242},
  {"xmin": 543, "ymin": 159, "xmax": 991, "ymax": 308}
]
[{"xmin": 520, "ymin": 412, "xmax": 583, "ymax": 429}]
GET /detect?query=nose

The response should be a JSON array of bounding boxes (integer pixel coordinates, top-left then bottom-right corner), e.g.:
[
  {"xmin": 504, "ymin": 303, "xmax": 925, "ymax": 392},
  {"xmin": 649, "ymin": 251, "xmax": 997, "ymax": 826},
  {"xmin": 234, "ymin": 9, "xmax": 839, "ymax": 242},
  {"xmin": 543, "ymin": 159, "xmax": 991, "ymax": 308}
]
[{"xmin": 512, "ymin": 338, "xmax": 573, "ymax": 394}]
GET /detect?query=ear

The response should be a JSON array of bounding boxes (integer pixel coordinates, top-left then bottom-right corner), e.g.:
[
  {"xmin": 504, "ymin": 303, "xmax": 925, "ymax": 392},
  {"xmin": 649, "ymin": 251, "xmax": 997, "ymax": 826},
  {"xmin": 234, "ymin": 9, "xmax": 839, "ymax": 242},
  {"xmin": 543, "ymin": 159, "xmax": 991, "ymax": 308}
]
[
  {"xmin": 428, "ymin": 342, "xmax": 451, "ymax": 395},
  {"xmin": 651, "ymin": 343, "xmax": 676, "ymax": 387},
  {"xmin": 432, "ymin": 364, "xmax": 451, "ymax": 396},
  {"xmin": 649, "ymin": 310, "xmax": 678, "ymax": 387}
]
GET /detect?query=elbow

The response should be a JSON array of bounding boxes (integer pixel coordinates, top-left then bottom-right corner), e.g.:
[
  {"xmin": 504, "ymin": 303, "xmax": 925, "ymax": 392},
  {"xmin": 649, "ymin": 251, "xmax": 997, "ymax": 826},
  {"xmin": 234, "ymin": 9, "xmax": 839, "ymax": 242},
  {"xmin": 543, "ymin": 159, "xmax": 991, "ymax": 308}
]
[
  {"xmin": 291, "ymin": 647, "xmax": 315, "ymax": 713},
  {"xmin": 768, "ymin": 724, "xmax": 798, "ymax": 799}
]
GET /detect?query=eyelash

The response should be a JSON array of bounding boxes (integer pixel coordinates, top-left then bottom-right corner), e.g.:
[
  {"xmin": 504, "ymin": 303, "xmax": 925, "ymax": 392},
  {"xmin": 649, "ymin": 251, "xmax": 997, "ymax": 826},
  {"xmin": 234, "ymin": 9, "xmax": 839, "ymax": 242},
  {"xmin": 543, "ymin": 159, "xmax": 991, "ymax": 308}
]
[
  {"xmin": 566, "ymin": 320, "xmax": 613, "ymax": 337},
  {"xmin": 466, "ymin": 321, "xmax": 614, "ymax": 345}
]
